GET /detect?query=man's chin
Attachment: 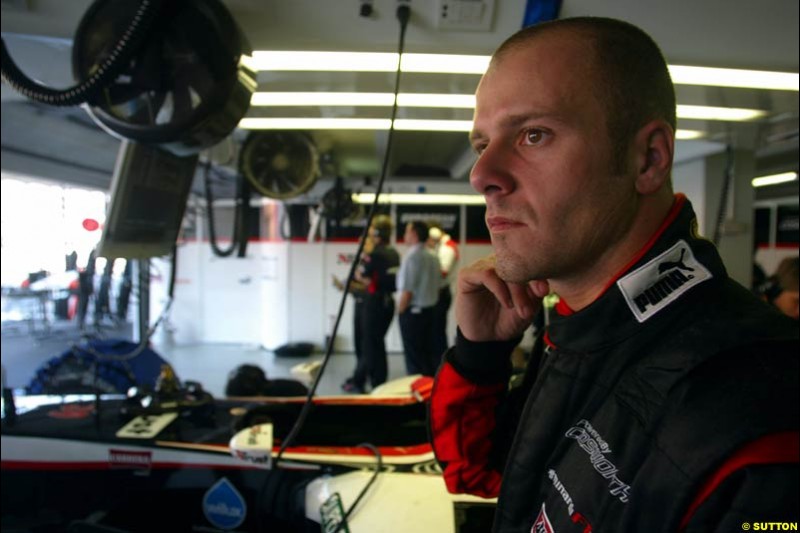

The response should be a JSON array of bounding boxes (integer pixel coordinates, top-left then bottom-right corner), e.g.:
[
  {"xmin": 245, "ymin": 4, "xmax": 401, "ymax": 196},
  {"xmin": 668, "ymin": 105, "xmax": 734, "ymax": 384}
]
[{"xmin": 494, "ymin": 257, "xmax": 534, "ymax": 284}]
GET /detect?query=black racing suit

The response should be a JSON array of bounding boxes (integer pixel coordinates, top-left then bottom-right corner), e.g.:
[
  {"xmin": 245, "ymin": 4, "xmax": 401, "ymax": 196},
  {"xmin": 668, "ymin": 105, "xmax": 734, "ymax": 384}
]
[
  {"xmin": 430, "ymin": 195, "xmax": 799, "ymax": 532},
  {"xmin": 353, "ymin": 242, "xmax": 400, "ymax": 389}
]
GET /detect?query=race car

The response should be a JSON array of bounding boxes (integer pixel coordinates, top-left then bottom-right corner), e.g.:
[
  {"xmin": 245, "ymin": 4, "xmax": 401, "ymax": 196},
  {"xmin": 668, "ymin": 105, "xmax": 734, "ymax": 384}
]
[{"xmin": 1, "ymin": 375, "xmax": 496, "ymax": 532}]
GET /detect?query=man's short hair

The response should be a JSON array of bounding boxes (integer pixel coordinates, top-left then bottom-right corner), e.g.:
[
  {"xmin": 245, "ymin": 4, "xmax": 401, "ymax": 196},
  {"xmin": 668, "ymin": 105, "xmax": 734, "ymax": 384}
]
[
  {"xmin": 493, "ymin": 17, "xmax": 676, "ymax": 173},
  {"xmin": 371, "ymin": 214, "xmax": 393, "ymax": 241},
  {"xmin": 409, "ymin": 221, "xmax": 430, "ymax": 242}
]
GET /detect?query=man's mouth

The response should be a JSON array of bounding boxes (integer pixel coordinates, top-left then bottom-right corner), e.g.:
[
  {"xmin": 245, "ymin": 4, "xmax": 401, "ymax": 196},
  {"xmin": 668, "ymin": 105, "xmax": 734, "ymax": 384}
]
[{"xmin": 486, "ymin": 216, "xmax": 525, "ymax": 232}]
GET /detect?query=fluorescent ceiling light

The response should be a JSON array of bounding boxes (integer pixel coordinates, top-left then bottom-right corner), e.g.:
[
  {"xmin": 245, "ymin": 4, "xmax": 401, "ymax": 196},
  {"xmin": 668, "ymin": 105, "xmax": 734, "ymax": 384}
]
[
  {"xmin": 669, "ymin": 65, "xmax": 799, "ymax": 91},
  {"xmin": 248, "ymin": 51, "xmax": 487, "ymax": 74},
  {"xmin": 751, "ymin": 172, "xmax": 798, "ymax": 187},
  {"xmin": 238, "ymin": 118, "xmax": 392, "ymax": 130},
  {"xmin": 396, "ymin": 93, "xmax": 476, "ymax": 108},
  {"xmin": 239, "ymin": 118, "xmax": 472, "ymax": 131},
  {"xmin": 251, "ymin": 92, "xmax": 395, "ymax": 106},
  {"xmin": 249, "ymin": 51, "xmax": 398, "ymax": 71},
  {"xmin": 248, "ymin": 51, "xmax": 799, "ymax": 91},
  {"xmin": 677, "ymin": 105, "xmax": 767, "ymax": 121},
  {"xmin": 400, "ymin": 53, "xmax": 490, "ymax": 74},
  {"xmin": 394, "ymin": 119, "xmax": 473, "ymax": 132},
  {"xmin": 250, "ymin": 92, "xmax": 476, "ymax": 108},
  {"xmin": 241, "ymin": 119, "xmax": 711, "ymax": 139},
  {"xmin": 251, "ymin": 94, "xmax": 763, "ymax": 122},
  {"xmin": 675, "ymin": 129, "xmax": 704, "ymax": 140},
  {"xmin": 353, "ymin": 193, "xmax": 485, "ymax": 205}
]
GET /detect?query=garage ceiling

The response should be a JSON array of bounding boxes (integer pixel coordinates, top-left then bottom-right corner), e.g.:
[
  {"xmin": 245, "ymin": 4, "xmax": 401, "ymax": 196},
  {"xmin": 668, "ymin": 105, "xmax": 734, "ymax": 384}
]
[{"xmin": 1, "ymin": 0, "xmax": 798, "ymax": 199}]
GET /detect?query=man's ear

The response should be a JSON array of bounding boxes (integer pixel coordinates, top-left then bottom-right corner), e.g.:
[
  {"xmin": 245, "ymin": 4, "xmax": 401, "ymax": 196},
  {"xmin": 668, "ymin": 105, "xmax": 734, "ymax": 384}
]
[{"xmin": 634, "ymin": 120, "xmax": 674, "ymax": 195}]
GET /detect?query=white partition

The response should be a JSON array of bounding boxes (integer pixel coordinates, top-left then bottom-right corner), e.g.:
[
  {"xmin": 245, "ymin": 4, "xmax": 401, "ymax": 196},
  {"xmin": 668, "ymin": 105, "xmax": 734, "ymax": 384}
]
[
  {"xmin": 164, "ymin": 238, "xmax": 499, "ymax": 353},
  {"xmin": 287, "ymin": 243, "xmax": 326, "ymax": 347},
  {"xmin": 257, "ymin": 242, "xmax": 290, "ymax": 350},
  {"xmin": 201, "ymin": 251, "xmax": 264, "ymax": 344},
  {"xmin": 163, "ymin": 243, "xmax": 205, "ymax": 345}
]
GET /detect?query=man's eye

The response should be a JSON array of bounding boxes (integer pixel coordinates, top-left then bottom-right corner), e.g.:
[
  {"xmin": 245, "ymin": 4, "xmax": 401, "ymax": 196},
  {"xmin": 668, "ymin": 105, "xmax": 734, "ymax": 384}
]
[
  {"xmin": 473, "ymin": 144, "xmax": 487, "ymax": 155},
  {"xmin": 523, "ymin": 129, "xmax": 546, "ymax": 145}
]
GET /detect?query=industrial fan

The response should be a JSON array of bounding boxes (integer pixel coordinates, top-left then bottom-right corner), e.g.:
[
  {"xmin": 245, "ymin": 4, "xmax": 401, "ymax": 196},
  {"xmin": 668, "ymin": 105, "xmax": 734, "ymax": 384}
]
[
  {"xmin": 239, "ymin": 131, "xmax": 320, "ymax": 200},
  {"xmin": 320, "ymin": 176, "xmax": 359, "ymax": 222},
  {"xmin": 304, "ymin": 176, "xmax": 361, "ymax": 242},
  {"xmin": 71, "ymin": 0, "xmax": 255, "ymax": 156},
  {"xmin": 1, "ymin": 0, "xmax": 256, "ymax": 258}
]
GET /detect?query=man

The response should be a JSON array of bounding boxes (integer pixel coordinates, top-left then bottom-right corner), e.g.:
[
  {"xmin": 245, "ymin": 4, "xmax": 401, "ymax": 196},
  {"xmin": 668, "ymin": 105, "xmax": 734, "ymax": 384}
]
[
  {"xmin": 759, "ymin": 256, "xmax": 799, "ymax": 320},
  {"xmin": 343, "ymin": 214, "xmax": 399, "ymax": 393},
  {"xmin": 428, "ymin": 223, "xmax": 460, "ymax": 357},
  {"xmin": 429, "ymin": 17, "xmax": 798, "ymax": 532},
  {"xmin": 335, "ymin": 233, "xmax": 373, "ymax": 392},
  {"xmin": 397, "ymin": 221, "xmax": 442, "ymax": 376}
]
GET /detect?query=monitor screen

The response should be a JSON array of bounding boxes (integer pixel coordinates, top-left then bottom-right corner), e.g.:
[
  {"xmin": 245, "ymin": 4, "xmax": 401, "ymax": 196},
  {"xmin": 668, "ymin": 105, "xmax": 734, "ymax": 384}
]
[{"xmin": 97, "ymin": 141, "xmax": 197, "ymax": 259}]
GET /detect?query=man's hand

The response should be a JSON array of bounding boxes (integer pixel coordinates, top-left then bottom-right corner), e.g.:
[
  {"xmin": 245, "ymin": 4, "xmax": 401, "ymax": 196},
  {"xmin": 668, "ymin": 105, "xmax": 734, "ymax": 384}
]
[
  {"xmin": 455, "ymin": 255, "xmax": 549, "ymax": 342},
  {"xmin": 397, "ymin": 290, "xmax": 412, "ymax": 315}
]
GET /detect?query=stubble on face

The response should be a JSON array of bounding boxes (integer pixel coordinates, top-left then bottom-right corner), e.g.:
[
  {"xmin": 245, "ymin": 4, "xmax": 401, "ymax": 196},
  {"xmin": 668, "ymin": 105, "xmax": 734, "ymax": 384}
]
[
  {"xmin": 492, "ymin": 236, "xmax": 543, "ymax": 283},
  {"xmin": 484, "ymin": 36, "xmax": 642, "ymax": 287}
]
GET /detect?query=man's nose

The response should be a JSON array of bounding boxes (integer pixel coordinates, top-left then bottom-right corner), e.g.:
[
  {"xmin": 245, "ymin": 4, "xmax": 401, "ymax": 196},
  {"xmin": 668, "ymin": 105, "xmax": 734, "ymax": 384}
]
[{"xmin": 469, "ymin": 143, "xmax": 515, "ymax": 198}]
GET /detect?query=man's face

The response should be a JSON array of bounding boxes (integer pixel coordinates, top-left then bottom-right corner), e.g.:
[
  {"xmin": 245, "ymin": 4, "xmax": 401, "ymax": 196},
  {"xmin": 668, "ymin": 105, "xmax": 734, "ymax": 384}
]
[
  {"xmin": 470, "ymin": 32, "xmax": 639, "ymax": 284},
  {"xmin": 774, "ymin": 289, "xmax": 800, "ymax": 320}
]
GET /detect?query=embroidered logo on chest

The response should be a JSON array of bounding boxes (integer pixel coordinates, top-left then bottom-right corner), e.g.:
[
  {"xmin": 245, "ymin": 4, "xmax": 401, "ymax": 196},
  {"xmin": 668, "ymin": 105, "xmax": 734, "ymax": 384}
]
[
  {"xmin": 531, "ymin": 503, "xmax": 556, "ymax": 533},
  {"xmin": 548, "ymin": 469, "xmax": 595, "ymax": 533},
  {"xmin": 617, "ymin": 240, "xmax": 712, "ymax": 323},
  {"xmin": 565, "ymin": 419, "xmax": 630, "ymax": 504}
]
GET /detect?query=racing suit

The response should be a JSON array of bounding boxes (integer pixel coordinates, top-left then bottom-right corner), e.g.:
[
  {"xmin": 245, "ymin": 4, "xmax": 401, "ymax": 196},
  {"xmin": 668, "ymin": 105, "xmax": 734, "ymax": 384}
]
[
  {"xmin": 355, "ymin": 242, "xmax": 400, "ymax": 388},
  {"xmin": 430, "ymin": 195, "xmax": 799, "ymax": 532}
]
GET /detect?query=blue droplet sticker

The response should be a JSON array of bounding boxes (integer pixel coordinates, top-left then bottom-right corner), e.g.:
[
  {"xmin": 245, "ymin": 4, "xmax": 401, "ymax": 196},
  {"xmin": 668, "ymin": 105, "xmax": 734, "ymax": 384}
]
[{"xmin": 203, "ymin": 477, "xmax": 247, "ymax": 530}]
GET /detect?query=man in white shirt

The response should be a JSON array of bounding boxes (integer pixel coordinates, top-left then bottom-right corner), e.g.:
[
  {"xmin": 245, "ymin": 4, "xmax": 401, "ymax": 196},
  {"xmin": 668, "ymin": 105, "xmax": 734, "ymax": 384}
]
[
  {"xmin": 397, "ymin": 221, "xmax": 442, "ymax": 376},
  {"xmin": 428, "ymin": 224, "xmax": 460, "ymax": 358}
]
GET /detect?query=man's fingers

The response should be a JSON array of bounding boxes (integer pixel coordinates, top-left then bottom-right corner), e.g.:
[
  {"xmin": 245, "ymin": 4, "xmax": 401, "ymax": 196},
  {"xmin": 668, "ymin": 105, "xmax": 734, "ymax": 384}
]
[
  {"xmin": 528, "ymin": 279, "xmax": 550, "ymax": 298},
  {"xmin": 472, "ymin": 268, "xmax": 514, "ymax": 309},
  {"xmin": 508, "ymin": 282, "xmax": 538, "ymax": 320}
]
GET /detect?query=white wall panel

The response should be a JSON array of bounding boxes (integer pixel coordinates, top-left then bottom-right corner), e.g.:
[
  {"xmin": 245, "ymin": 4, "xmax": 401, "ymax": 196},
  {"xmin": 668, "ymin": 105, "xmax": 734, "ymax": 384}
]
[
  {"xmin": 201, "ymin": 251, "xmax": 265, "ymax": 344},
  {"xmin": 288, "ymin": 244, "xmax": 326, "ymax": 346},
  {"xmin": 257, "ymin": 242, "xmax": 290, "ymax": 350}
]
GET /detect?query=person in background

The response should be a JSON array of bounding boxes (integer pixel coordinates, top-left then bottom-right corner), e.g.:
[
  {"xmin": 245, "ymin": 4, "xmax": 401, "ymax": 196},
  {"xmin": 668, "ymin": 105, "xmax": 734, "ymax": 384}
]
[
  {"xmin": 428, "ymin": 222, "xmax": 460, "ymax": 357},
  {"xmin": 759, "ymin": 256, "xmax": 799, "ymax": 320},
  {"xmin": 342, "ymin": 214, "xmax": 399, "ymax": 393},
  {"xmin": 429, "ymin": 16, "xmax": 798, "ymax": 532},
  {"xmin": 76, "ymin": 248, "xmax": 97, "ymax": 331},
  {"xmin": 335, "ymin": 234, "xmax": 373, "ymax": 391},
  {"xmin": 397, "ymin": 220, "xmax": 442, "ymax": 376}
]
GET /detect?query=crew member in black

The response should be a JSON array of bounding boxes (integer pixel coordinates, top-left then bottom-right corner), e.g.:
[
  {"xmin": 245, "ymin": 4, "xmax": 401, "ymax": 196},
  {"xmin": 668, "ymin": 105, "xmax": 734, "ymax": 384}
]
[
  {"xmin": 337, "ymin": 236, "xmax": 373, "ymax": 392},
  {"xmin": 429, "ymin": 17, "xmax": 799, "ymax": 532},
  {"xmin": 342, "ymin": 215, "xmax": 400, "ymax": 393}
]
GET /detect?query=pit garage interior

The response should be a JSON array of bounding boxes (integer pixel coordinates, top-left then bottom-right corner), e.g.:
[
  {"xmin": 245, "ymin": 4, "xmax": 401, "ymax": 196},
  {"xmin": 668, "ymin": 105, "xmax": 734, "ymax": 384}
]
[{"xmin": 0, "ymin": 1, "xmax": 798, "ymax": 532}]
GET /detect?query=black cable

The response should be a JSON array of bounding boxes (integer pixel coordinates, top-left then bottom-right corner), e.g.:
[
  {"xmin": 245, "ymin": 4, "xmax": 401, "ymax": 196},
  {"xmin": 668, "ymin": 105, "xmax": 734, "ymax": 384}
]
[
  {"xmin": 0, "ymin": 0, "xmax": 162, "ymax": 106},
  {"xmin": 333, "ymin": 443, "xmax": 384, "ymax": 533},
  {"xmin": 204, "ymin": 160, "xmax": 240, "ymax": 257},
  {"xmin": 236, "ymin": 171, "xmax": 251, "ymax": 258},
  {"xmin": 168, "ymin": 243, "xmax": 178, "ymax": 300},
  {"xmin": 274, "ymin": 2, "xmax": 411, "ymax": 468}
]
